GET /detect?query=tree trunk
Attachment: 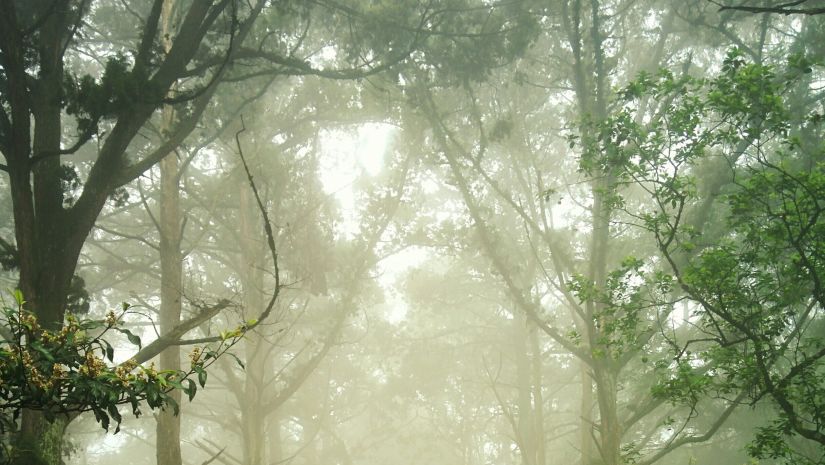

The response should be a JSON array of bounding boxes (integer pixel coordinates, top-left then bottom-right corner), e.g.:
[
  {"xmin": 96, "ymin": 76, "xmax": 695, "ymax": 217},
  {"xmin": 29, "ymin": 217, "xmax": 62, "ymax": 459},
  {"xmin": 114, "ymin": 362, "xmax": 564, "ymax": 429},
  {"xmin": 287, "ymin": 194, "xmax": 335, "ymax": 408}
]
[
  {"xmin": 579, "ymin": 362, "xmax": 594, "ymax": 465},
  {"xmin": 515, "ymin": 310, "xmax": 536, "ymax": 465},
  {"xmin": 530, "ymin": 326, "xmax": 546, "ymax": 465},
  {"xmin": 588, "ymin": 175, "xmax": 622, "ymax": 465},
  {"xmin": 12, "ymin": 413, "xmax": 66, "ymax": 465},
  {"xmin": 563, "ymin": 1, "xmax": 621, "ymax": 462},
  {"xmin": 156, "ymin": 3, "xmax": 183, "ymax": 462},
  {"xmin": 593, "ymin": 365, "xmax": 621, "ymax": 465},
  {"xmin": 156, "ymin": 131, "xmax": 183, "ymax": 465},
  {"xmin": 14, "ymin": 5, "xmax": 76, "ymax": 463},
  {"xmin": 240, "ymin": 183, "xmax": 267, "ymax": 465},
  {"xmin": 242, "ymin": 330, "xmax": 266, "ymax": 465},
  {"xmin": 267, "ymin": 414, "xmax": 283, "ymax": 464}
]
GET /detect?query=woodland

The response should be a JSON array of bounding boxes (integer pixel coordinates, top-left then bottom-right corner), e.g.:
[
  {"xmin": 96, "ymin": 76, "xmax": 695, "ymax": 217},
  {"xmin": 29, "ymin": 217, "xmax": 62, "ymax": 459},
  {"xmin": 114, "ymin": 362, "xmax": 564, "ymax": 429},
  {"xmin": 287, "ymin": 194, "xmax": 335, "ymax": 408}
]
[{"xmin": 1, "ymin": 0, "xmax": 825, "ymax": 464}]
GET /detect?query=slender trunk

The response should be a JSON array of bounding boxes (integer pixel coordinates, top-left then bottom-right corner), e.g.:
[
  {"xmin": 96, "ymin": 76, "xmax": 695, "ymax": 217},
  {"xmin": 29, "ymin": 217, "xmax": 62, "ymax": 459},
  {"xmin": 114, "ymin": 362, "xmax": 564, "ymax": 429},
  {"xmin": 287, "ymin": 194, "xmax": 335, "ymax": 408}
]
[
  {"xmin": 566, "ymin": 1, "xmax": 622, "ymax": 461},
  {"xmin": 240, "ymin": 184, "xmax": 267, "ymax": 465},
  {"xmin": 156, "ymin": 131, "xmax": 183, "ymax": 465},
  {"xmin": 588, "ymin": 171, "xmax": 621, "ymax": 465},
  {"xmin": 587, "ymin": 155, "xmax": 623, "ymax": 465},
  {"xmin": 267, "ymin": 414, "xmax": 282, "ymax": 464},
  {"xmin": 530, "ymin": 327, "xmax": 546, "ymax": 465},
  {"xmin": 579, "ymin": 362, "xmax": 594, "ymax": 465},
  {"xmin": 242, "ymin": 331, "xmax": 266, "ymax": 465},
  {"xmin": 593, "ymin": 366, "xmax": 621, "ymax": 465},
  {"xmin": 156, "ymin": 4, "xmax": 183, "ymax": 463},
  {"xmin": 515, "ymin": 311, "xmax": 536, "ymax": 465}
]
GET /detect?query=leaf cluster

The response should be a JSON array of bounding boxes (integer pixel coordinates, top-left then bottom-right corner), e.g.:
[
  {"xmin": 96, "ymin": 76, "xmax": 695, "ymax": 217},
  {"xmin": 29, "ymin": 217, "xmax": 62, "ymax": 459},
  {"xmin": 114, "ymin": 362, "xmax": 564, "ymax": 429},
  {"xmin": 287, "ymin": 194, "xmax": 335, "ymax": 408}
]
[
  {"xmin": 570, "ymin": 257, "xmax": 674, "ymax": 358},
  {"xmin": 0, "ymin": 291, "xmax": 245, "ymax": 459},
  {"xmin": 62, "ymin": 55, "xmax": 161, "ymax": 137},
  {"xmin": 587, "ymin": 49, "xmax": 825, "ymax": 460}
]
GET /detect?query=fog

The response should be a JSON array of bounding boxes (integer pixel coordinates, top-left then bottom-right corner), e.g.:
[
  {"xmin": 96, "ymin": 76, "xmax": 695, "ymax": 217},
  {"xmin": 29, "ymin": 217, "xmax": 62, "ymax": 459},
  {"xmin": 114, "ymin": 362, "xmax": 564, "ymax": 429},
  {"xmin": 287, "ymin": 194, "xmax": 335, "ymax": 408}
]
[{"xmin": 1, "ymin": 1, "xmax": 824, "ymax": 465}]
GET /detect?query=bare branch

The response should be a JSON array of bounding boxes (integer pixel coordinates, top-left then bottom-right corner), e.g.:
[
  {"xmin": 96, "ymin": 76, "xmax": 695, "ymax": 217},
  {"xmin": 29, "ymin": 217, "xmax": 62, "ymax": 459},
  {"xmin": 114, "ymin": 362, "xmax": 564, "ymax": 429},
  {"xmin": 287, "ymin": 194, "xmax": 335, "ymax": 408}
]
[{"xmin": 712, "ymin": 0, "xmax": 825, "ymax": 15}]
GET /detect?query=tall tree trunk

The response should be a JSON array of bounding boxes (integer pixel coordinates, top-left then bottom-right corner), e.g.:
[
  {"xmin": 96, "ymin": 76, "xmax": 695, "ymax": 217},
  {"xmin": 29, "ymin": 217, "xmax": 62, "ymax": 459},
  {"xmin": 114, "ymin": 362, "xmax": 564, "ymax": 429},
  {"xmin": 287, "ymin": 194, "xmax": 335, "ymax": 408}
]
[
  {"xmin": 15, "ymin": 4, "xmax": 74, "ymax": 463},
  {"xmin": 156, "ymin": 128, "xmax": 183, "ymax": 465},
  {"xmin": 588, "ymin": 170, "xmax": 621, "ymax": 465},
  {"xmin": 242, "ymin": 331, "xmax": 267, "ymax": 465},
  {"xmin": 593, "ymin": 365, "xmax": 621, "ymax": 465},
  {"xmin": 530, "ymin": 326, "xmax": 546, "ymax": 465},
  {"xmin": 267, "ymin": 414, "xmax": 283, "ymax": 464},
  {"xmin": 515, "ymin": 310, "xmax": 536, "ymax": 465},
  {"xmin": 563, "ymin": 1, "xmax": 622, "ymax": 462},
  {"xmin": 240, "ymin": 183, "xmax": 267, "ymax": 465},
  {"xmin": 579, "ymin": 362, "xmax": 594, "ymax": 465},
  {"xmin": 156, "ymin": 3, "xmax": 183, "ymax": 464},
  {"xmin": 12, "ymin": 414, "xmax": 67, "ymax": 465}
]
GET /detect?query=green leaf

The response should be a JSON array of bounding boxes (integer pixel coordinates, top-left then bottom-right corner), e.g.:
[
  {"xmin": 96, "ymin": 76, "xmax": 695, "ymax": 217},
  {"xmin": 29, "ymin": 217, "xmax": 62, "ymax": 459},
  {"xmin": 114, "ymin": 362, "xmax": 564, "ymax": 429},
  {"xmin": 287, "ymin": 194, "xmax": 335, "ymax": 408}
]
[
  {"xmin": 114, "ymin": 328, "xmax": 142, "ymax": 349},
  {"xmin": 12, "ymin": 289, "xmax": 24, "ymax": 305},
  {"xmin": 227, "ymin": 352, "xmax": 245, "ymax": 370},
  {"xmin": 198, "ymin": 368, "xmax": 208, "ymax": 388},
  {"xmin": 103, "ymin": 340, "xmax": 115, "ymax": 362},
  {"xmin": 30, "ymin": 341, "xmax": 55, "ymax": 362},
  {"xmin": 185, "ymin": 378, "xmax": 197, "ymax": 402}
]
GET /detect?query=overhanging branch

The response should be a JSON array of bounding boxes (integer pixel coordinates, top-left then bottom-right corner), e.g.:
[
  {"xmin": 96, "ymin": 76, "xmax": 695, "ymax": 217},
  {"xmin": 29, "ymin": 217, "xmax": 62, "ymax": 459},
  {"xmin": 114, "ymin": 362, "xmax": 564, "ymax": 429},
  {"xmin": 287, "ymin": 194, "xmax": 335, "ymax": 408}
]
[{"xmin": 712, "ymin": 0, "xmax": 825, "ymax": 15}]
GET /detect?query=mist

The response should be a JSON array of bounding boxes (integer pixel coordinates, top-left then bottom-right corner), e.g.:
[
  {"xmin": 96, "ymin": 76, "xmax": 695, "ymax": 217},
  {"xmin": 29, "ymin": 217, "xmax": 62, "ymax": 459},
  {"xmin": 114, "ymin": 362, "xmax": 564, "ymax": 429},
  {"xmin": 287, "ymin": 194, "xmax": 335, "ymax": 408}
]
[{"xmin": 1, "ymin": 1, "xmax": 824, "ymax": 465}]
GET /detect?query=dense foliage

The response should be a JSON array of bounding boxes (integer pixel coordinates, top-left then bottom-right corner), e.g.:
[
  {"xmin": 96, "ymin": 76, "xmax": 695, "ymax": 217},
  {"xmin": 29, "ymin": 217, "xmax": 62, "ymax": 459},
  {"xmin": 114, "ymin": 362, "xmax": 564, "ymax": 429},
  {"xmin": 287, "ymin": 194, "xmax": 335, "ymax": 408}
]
[
  {"xmin": 3, "ymin": 1, "xmax": 825, "ymax": 465},
  {"xmin": 0, "ymin": 292, "xmax": 245, "ymax": 462},
  {"xmin": 591, "ymin": 50, "xmax": 825, "ymax": 463}
]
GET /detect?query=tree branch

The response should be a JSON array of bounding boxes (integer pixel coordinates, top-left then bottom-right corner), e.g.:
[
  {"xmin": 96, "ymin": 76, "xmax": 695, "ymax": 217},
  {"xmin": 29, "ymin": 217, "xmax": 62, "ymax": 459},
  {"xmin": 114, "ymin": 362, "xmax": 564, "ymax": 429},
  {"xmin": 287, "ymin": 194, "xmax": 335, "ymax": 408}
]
[
  {"xmin": 637, "ymin": 391, "xmax": 747, "ymax": 465},
  {"xmin": 130, "ymin": 300, "xmax": 231, "ymax": 364},
  {"xmin": 714, "ymin": 0, "xmax": 825, "ymax": 15}
]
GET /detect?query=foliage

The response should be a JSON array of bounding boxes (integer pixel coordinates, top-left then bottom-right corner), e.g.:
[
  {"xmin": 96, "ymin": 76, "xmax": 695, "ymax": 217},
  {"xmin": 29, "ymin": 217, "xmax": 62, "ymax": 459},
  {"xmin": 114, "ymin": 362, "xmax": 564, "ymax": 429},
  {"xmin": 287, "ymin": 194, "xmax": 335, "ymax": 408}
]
[
  {"xmin": 570, "ymin": 257, "xmax": 674, "ymax": 358},
  {"xmin": 0, "ymin": 292, "xmax": 246, "ymax": 462},
  {"xmin": 587, "ymin": 49, "xmax": 825, "ymax": 462}
]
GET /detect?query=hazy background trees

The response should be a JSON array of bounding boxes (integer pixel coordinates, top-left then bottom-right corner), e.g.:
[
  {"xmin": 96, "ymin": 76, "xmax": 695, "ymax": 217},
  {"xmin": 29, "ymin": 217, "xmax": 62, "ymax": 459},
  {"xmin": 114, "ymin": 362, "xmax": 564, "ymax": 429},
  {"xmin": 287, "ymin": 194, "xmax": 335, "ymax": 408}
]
[{"xmin": 1, "ymin": 0, "xmax": 824, "ymax": 464}]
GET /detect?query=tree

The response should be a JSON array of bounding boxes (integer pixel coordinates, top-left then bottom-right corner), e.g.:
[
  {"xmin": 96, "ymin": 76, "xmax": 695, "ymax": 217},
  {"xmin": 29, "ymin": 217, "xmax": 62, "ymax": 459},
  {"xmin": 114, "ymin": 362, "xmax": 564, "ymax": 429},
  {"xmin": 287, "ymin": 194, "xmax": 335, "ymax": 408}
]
[
  {"xmin": 384, "ymin": 1, "xmax": 824, "ymax": 463},
  {"xmin": 391, "ymin": 1, "xmax": 758, "ymax": 463},
  {"xmin": 0, "ymin": 0, "xmax": 492, "ymax": 462},
  {"xmin": 598, "ymin": 49, "xmax": 825, "ymax": 463}
]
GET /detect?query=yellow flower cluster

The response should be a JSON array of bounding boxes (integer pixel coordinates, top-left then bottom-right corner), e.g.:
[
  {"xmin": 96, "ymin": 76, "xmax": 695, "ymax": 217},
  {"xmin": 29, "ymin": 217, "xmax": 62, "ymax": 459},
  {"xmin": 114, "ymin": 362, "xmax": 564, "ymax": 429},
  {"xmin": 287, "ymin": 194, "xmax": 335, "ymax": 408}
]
[
  {"xmin": 79, "ymin": 351, "xmax": 107, "ymax": 378},
  {"xmin": 59, "ymin": 315, "xmax": 83, "ymax": 341},
  {"xmin": 105, "ymin": 311, "xmax": 118, "ymax": 327},
  {"xmin": 51, "ymin": 363, "xmax": 66, "ymax": 382},
  {"xmin": 21, "ymin": 350, "xmax": 49, "ymax": 390},
  {"xmin": 143, "ymin": 362, "xmax": 157, "ymax": 379},
  {"xmin": 188, "ymin": 347, "xmax": 202, "ymax": 367},
  {"xmin": 115, "ymin": 359, "xmax": 138, "ymax": 386},
  {"xmin": 20, "ymin": 313, "xmax": 39, "ymax": 332}
]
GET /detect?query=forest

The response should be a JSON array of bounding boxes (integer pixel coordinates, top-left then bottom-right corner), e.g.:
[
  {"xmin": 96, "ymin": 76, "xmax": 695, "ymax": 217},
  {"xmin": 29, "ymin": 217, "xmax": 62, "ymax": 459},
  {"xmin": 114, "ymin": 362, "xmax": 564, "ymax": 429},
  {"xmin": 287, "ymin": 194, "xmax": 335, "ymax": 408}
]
[{"xmin": 1, "ymin": 0, "xmax": 824, "ymax": 464}]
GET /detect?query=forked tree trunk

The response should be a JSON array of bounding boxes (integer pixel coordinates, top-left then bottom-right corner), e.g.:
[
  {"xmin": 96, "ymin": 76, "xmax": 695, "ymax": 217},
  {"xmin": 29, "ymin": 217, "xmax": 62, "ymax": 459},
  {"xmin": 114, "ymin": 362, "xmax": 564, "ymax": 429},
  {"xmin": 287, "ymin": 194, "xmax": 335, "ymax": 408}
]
[{"xmin": 563, "ymin": 0, "xmax": 622, "ymax": 461}]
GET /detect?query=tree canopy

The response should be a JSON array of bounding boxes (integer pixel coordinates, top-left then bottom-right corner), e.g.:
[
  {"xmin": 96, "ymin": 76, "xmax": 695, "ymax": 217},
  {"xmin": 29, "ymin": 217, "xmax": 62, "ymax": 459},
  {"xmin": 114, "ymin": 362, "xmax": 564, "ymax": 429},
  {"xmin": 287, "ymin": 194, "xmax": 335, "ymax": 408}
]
[{"xmin": 2, "ymin": 1, "xmax": 825, "ymax": 465}]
